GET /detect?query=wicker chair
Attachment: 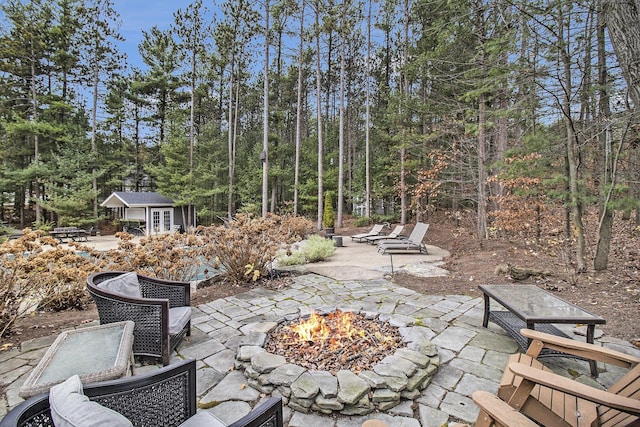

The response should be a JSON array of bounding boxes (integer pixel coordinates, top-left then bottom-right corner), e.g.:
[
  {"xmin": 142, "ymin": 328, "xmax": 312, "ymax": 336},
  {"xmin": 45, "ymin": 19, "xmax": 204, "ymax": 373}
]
[
  {"xmin": 1, "ymin": 359, "xmax": 285, "ymax": 427},
  {"xmin": 1, "ymin": 359, "xmax": 197, "ymax": 427},
  {"xmin": 87, "ymin": 271, "xmax": 191, "ymax": 366}
]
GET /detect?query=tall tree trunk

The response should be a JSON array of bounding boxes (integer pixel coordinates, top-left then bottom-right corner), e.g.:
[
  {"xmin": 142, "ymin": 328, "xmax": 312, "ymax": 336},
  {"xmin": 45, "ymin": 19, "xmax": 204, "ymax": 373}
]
[
  {"xmin": 364, "ymin": 0, "xmax": 372, "ymax": 218},
  {"xmin": 595, "ymin": 6, "xmax": 615, "ymax": 270},
  {"xmin": 474, "ymin": 1, "xmax": 488, "ymax": 241},
  {"xmin": 399, "ymin": 0, "xmax": 410, "ymax": 225},
  {"xmin": 477, "ymin": 95, "xmax": 488, "ymax": 240},
  {"xmin": 558, "ymin": 4, "xmax": 587, "ymax": 272},
  {"xmin": 293, "ymin": 0, "xmax": 305, "ymax": 217},
  {"xmin": 31, "ymin": 41, "xmax": 41, "ymax": 224},
  {"xmin": 605, "ymin": 0, "xmax": 640, "ymax": 228},
  {"xmin": 91, "ymin": 59, "xmax": 99, "ymax": 218},
  {"xmin": 227, "ymin": 54, "xmax": 235, "ymax": 219},
  {"xmin": 188, "ymin": 48, "xmax": 196, "ymax": 227},
  {"xmin": 315, "ymin": 1, "xmax": 324, "ymax": 230},
  {"xmin": 232, "ymin": 71, "xmax": 241, "ymax": 213},
  {"xmin": 337, "ymin": 0, "xmax": 346, "ymax": 228},
  {"xmin": 604, "ymin": 0, "xmax": 640, "ymax": 108},
  {"xmin": 262, "ymin": 0, "xmax": 270, "ymax": 218},
  {"xmin": 189, "ymin": 51, "xmax": 195, "ymax": 173}
]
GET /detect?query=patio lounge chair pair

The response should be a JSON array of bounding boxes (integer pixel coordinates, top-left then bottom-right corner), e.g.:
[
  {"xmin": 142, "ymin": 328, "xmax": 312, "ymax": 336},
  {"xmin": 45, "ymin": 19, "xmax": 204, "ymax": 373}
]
[
  {"xmin": 365, "ymin": 225, "xmax": 405, "ymax": 244},
  {"xmin": 1, "ymin": 359, "xmax": 284, "ymax": 427},
  {"xmin": 377, "ymin": 222, "xmax": 429, "ymax": 254},
  {"xmin": 351, "ymin": 223, "xmax": 385, "ymax": 242},
  {"xmin": 86, "ymin": 271, "xmax": 192, "ymax": 366},
  {"xmin": 459, "ymin": 328, "xmax": 640, "ymax": 427}
]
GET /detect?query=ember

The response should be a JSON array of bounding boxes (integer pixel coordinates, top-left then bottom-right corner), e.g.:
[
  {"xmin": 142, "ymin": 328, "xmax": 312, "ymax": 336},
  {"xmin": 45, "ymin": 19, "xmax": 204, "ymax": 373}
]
[{"xmin": 264, "ymin": 310, "xmax": 404, "ymax": 374}]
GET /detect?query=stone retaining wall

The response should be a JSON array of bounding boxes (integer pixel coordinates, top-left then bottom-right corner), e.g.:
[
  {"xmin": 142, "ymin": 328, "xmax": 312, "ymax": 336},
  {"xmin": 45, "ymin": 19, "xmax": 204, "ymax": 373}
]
[{"xmin": 235, "ymin": 315, "xmax": 439, "ymax": 416}]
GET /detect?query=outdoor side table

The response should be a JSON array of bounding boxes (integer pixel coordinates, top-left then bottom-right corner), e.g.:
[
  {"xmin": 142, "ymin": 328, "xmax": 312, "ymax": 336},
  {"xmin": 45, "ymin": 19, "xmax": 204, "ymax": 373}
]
[
  {"xmin": 19, "ymin": 320, "xmax": 135, "ymax": 398},
  {"xmin": 479, "ymin": 284, "xmax": 606, "ymax": 377}
]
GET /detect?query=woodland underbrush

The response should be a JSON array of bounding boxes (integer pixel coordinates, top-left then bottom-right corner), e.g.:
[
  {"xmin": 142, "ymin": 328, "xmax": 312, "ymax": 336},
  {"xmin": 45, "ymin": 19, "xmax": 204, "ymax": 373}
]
[{"xmin": 0, "ymin": 214, "xmax": 315, "ymax": 338}]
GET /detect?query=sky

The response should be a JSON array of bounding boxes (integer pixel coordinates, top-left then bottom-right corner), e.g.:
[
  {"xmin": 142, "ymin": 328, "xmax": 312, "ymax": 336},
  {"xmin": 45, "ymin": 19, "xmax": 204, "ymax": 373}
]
[{"xmin": 113, "ymin": 0, "xmax": 202, "ymax": 71}]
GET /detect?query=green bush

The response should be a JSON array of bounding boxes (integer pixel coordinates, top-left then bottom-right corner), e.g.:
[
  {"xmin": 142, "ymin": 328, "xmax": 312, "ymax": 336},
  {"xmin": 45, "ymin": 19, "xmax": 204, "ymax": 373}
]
[
  {"xmin": 355, "ymin": 216, "xmax": 373, "ymax": 227},
  {"xmin": 275, "ymin": 250, "xmax": 307, "ymax": 266},
  {"xmin": 301, "ymin": 234, "xmax": 336, "ymax": 263},
  {"xmin": 323, "ymin": 193, "xmax": 335, "ymax": 229},
  {"xmin": 371, "ymin": 214, "xmax": 399, "ymax": 224}
]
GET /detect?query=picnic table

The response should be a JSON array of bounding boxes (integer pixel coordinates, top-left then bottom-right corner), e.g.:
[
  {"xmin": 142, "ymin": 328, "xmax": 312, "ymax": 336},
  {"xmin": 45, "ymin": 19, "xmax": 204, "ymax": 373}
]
[{"xmin": 49, "ymin": 227, "xmax": 89, "ymax": 242}]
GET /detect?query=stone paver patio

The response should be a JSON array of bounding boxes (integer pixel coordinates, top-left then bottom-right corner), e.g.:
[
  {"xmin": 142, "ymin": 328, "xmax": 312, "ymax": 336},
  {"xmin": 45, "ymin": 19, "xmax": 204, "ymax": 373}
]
[{"xmin": 2, "ymin": 272, "xmax": 639, "ymax": 426}]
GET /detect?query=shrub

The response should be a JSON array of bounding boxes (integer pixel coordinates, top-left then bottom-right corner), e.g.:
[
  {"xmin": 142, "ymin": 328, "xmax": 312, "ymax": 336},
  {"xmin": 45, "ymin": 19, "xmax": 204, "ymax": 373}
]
[
  {"xmin": 279, "ymin": 215, "xmax": 315, "ymax": 240},
  {"xmin": 323, "ymin": 193, "xmax": 335, "ymax": 229},
  {"xmin": 301, "ymin": 235, "xmax": 336, "ymax": 263},
  {"xmin": 371, "ymin": 214, "xmax": 399, "ymax": 224},
  {"xmin": 275, "ymin": 250, "xmax": 307, "ymax": 266},
  {"xmin": 0, "ymin": 229, "xmax": 102, "ymax": 336},
  {"xmin": 355, "ymin": 216, "xmax": 373, "ymax": 227},
  {"xmin": 0, "ymin": 268, "xmax": 42, "ymax": 337},
  {"xmin": 198, "ymin": 214, "xmax": 302, "ymax": 285},
  {"xmin": 104, "ymin": 232, "xmax": 209, "ymax": 282}
]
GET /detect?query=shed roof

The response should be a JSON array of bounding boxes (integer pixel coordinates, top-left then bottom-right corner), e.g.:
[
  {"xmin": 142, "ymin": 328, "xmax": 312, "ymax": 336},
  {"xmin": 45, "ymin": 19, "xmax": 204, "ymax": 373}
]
[{"xmin": 101, "ymin": 192, "xmax": 175, "ymax": 208}]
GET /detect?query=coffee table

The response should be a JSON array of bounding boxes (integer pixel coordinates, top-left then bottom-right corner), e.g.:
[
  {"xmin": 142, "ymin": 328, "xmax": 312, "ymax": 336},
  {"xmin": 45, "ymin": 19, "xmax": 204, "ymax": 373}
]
[
  {"xmin": 479, "ymin": 284, "xmax": 606, "ymax": 376},
  {"xmin": 19, "ymin": 321, "xmax": 135, "ymax": 398}
]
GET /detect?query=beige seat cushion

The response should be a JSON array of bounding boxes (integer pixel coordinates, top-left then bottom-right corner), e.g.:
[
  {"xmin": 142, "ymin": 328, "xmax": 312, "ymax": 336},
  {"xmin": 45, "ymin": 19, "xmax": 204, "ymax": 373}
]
[
  {"xmin": 96, "ymin": 272, "xmax": 141, "ymax": 299},
  {"xmin": 168, "ymin": 306, "xmax": 191, "ymax": 336},
  {"xmin": 177, "ymin": 410, "xmax": 225, "ymax": 427},
  {"xmin": 49, "ymin": 375, "xmax": 132, "ymax": 427}
]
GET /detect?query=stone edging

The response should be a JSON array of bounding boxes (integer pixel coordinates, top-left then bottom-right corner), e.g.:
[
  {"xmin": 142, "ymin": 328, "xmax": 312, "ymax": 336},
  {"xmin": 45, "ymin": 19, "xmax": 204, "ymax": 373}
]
[{"xmin": 234, "ymin": 312, "xmax": 439, "ymax": 416}]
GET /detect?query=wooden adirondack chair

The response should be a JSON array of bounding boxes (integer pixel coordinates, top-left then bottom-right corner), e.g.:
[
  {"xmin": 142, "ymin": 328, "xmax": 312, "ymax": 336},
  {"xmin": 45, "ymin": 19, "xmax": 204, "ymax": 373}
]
[
  {"xmin": 495, "ymin": 328, "xmax": 640, "ymax": 427},
  {"xmin": 450, "ymin": 390, "xmax": 539, "ymax": 427}
]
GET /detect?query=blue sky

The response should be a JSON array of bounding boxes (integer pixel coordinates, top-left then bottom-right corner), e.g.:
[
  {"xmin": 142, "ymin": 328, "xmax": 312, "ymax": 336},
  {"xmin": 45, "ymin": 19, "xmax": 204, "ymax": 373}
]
[{"xmin": 113, "ymin": 0, "xmax": 197, "ymax": 70}]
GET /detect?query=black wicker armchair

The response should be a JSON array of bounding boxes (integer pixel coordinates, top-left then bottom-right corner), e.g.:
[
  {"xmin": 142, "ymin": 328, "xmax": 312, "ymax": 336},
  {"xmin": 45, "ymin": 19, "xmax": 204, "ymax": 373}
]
[
  {"xmin": 86, "ymin": 271, "xmax": 191, "ymax": 366},
  {"xmin": 1, "ymin": 359, "xmax": 285, "ymax": 427},
  {"xmin": 1, "ymin": 359, "xmax": 197, "ymax": 427}
]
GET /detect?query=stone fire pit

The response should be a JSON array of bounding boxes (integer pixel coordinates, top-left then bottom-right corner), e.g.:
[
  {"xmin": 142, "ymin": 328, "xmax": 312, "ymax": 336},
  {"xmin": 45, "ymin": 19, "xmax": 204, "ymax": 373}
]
[{"xmin": 234, "ymin": 310, "xmax": 440, "ymax": 416}]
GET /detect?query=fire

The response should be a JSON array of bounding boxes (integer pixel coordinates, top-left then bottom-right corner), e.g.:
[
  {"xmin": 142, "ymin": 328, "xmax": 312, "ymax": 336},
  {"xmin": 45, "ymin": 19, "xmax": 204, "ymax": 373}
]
[
  {"xmin": 267, "ymin": 309, "xmax": 405, "ymax": 374},
  {"xmin": 286, "ymin": 310, "xmax": 364, "ymax": 349}
]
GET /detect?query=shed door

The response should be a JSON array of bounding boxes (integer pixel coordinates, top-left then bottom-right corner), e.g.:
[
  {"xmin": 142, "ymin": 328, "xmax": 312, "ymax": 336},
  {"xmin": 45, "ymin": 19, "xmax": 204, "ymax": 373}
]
[{"xmin": 151, "ymin": 208, "xmax": 173, "ymax": 234}]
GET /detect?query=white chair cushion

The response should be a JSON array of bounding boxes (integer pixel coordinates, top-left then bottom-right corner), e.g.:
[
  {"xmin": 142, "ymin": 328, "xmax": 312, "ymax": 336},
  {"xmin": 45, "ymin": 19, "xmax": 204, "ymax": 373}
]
[
  {"xmin": 49, "ymin": 375, "xmax": 132, "ymax": 427},
  {"xmin": 178, "ymin": 410, "xmax": 226, "ymax": 427},
  {"xmin": 168, "ymin": 306, "xmax": 191, "ymax": 336},
  {"xmin": 97, "ymin": 272, "xmax": 141, "ymax": 298}
]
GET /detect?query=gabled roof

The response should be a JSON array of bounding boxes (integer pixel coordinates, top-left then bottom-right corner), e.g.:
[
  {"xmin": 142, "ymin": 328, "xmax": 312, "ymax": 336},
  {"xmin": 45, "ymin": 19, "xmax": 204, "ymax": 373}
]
[{"xmin": 101, "ymin": 192, "xmax": 175, "ymax": 208}]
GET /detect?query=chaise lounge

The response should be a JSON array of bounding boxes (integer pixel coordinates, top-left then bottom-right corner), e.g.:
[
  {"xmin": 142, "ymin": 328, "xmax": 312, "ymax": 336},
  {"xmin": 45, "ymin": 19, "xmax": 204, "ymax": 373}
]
[
  {"xmin": 377, "ymin": 222, "xmax": 429, "ymax": 254},
  {"xmin": 351, "ymin": 224, "xmax": 385, "ymax": 242},
  {"xmin": 365, "ymin": 225, "xmax": 405, "ymax": 244}
]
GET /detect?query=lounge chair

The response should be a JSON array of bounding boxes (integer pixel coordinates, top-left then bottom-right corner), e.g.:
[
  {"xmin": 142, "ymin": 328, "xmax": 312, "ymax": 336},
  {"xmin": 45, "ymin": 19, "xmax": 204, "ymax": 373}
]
[
  {"xmin": 483, "ymin": 328, "xmax": 640, "ymax": 427},
  {"xmin": 1, "ymin": 359, "xmax": 284, "ymax": 427},
  {"xmin": 377, "ymin": 222, "xmax": 429, "ymax": 254},
  {"xmin": 87, "ymin": 271, "xmax": 192, "ymax": 366},
  {"xmin": 365, "ymin": 225, "xmax": 405, "ymax": 244},
  {"xmin": 351, "ymin": 223, "xmax": 385, "ymax": 242}
]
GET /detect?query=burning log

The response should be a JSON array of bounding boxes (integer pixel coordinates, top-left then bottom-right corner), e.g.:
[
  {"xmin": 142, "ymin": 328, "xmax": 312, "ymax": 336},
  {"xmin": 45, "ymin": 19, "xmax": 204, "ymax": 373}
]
[{"xmin": 264, "ymin": 310, "xmax": 404, "ymax": 374}]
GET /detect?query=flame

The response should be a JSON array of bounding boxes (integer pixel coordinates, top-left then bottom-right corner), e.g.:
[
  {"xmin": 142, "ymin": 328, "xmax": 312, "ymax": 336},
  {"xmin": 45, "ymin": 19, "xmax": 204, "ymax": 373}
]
[{"xmin": 286, "ymin": 310, "xmax": 363, "ymax": 349}]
